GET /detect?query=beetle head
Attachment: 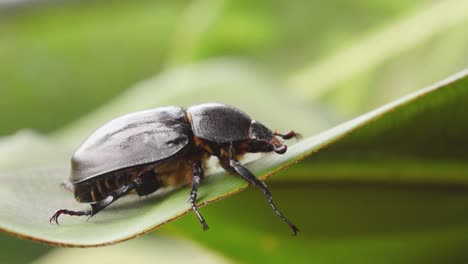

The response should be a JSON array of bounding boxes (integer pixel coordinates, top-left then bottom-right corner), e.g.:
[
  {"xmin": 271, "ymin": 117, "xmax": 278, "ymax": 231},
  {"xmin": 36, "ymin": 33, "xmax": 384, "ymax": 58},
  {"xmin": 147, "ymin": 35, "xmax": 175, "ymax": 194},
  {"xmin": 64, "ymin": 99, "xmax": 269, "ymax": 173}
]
[{"xmin": 248, "ymin": 121, "xmax": 287, "ymax": 154}]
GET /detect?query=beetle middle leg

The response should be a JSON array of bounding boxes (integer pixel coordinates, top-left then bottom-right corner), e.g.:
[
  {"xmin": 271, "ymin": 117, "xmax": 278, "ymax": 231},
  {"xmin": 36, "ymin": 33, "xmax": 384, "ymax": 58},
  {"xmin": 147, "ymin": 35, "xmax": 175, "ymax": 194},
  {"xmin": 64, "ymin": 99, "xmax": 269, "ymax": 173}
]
[
  {"xmin": 224, "ymin": 158, "xmax": 299, "ymax": 235},
  {"xmin": 50, "ymin": 174, "xmax": 152, "ymax": 225},
  {"xmin": 188, "ymin": 160, "xmax": 209, "ymax": 230}
]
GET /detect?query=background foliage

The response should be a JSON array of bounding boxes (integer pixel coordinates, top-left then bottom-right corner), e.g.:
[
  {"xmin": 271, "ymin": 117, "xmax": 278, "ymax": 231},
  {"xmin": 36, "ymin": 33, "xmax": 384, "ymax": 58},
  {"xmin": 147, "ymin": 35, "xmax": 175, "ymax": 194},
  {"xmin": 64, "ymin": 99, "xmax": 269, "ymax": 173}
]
[{"xmin": 1, "ymin": 0, "xmax": 468, "ymax": 263}]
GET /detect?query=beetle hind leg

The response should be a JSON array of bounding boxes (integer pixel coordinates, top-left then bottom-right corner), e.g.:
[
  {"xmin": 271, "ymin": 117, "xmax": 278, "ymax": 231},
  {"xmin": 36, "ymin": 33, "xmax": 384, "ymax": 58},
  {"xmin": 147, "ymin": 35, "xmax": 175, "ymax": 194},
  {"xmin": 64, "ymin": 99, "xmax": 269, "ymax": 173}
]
[
  {"xmin": 189, "ymin": 161, "xmax": 209, "ymax": 231},
  {"xmin": 50, "ymin": 176, "xmax": 146, "ymax": 225},
  {"xmin": 49, "ymin": 209, "xmax": 91, "ymax": 225}
]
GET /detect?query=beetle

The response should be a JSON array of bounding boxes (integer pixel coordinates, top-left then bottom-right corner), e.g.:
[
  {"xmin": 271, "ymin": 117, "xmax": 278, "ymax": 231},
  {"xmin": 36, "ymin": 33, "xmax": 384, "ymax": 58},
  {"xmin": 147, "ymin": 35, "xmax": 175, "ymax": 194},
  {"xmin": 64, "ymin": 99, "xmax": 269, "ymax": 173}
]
[{"xmin": 50, "ymin": 103, "xmax": 300, "ymax": 234}]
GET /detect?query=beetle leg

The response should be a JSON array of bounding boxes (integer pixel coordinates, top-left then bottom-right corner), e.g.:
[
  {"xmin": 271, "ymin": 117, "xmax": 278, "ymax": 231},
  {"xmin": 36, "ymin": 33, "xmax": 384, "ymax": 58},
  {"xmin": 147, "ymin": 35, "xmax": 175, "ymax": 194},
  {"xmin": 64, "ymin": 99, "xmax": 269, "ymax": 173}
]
[
  {"xmin": 49, "ymin": 209, "xmax": 91, "ymax": 225},
  {"xmin": 188, "ymin": 161, "xmax": 209, "ymax": 231},
  {"xmin": 135, "ymin": 170, "xmax": 160, "ymax": 196},
  {"xmin": 274, "ymin": 130, "xmax": 302, "ymax": 140},
  {"xmin": 226, "ymin": 158, "xmax": 299, "ymax": 235},
  {"xmin": 50, "ymin": 177, "xmax": 144, "ymax": 225}
]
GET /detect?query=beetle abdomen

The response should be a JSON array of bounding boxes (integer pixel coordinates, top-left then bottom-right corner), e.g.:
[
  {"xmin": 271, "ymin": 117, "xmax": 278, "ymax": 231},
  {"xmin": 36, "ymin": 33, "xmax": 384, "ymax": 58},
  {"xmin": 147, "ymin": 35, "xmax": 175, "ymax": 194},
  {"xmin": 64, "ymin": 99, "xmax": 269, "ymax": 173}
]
[
  {"xmin": 73, "ymin": 150, "xmax": 207, "ymax": 203},
  {"xmin": 74, "ymin": 169, "xmax": 135, "ymax": 203}
]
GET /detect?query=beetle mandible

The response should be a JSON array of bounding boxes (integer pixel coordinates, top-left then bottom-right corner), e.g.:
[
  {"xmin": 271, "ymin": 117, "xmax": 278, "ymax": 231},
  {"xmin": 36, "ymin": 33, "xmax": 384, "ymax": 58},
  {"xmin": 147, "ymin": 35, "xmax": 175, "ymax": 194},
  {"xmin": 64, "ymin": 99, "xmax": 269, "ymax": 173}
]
[{"xmin": 50, "ymin": 103, "xmax": 300, "ymax": 234}]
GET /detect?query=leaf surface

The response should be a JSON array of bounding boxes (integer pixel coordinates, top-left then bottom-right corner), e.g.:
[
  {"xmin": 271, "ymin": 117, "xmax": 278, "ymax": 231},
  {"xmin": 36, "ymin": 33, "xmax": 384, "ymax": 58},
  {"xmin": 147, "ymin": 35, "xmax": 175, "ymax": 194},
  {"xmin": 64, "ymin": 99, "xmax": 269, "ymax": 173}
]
[{"xmin": 0, "ymin": 69, "xmax": 466, "ymax": 246}]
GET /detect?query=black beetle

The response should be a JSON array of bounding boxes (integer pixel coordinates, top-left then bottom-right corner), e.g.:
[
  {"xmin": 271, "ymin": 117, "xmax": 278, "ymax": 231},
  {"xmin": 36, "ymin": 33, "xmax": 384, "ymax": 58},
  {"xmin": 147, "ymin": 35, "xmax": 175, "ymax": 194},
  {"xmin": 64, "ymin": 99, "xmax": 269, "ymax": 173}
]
[{"xmin": 50, "ymin": 103, "xmax": 299, "ymax": 234}]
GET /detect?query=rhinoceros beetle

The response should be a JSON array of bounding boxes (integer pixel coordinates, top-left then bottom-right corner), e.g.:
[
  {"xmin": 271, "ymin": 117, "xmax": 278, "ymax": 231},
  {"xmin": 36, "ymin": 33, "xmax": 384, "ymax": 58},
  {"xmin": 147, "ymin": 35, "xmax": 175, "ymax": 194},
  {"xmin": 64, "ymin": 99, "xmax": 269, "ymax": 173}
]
[{"xmin": 50, "ymin": 103, "xmax": 300, "ymax": 234}]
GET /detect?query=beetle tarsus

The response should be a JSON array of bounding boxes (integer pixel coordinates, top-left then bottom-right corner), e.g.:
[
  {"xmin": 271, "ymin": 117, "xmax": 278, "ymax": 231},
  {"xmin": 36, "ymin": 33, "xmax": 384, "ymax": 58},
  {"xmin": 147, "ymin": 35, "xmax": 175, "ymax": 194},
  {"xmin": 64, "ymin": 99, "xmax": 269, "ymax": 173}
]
[
  {"xmin": 49, "ymin": 209, "xmax": 92, "ymax": 225},
  {"xmin": 192, "ymin": 204, "xmax": 209, "ymax": 231},
  {"xmin": 189, "ymin": 161, "xmax": 209, "ymax": 231},
  {"xmin": 226, "ymin": 158, "xmax": 299, "ymax": 235}
]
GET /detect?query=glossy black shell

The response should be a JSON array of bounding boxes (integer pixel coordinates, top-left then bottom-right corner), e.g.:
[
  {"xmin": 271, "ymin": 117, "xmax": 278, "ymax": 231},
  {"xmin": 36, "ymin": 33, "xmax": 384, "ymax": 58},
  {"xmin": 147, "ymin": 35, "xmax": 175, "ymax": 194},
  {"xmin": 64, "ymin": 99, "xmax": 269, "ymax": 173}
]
[
  {"xmin": 70, "ymin": 106, "xmax": 190, "ymax": 183},
  {"xmin": 70, "ymin": 103, "xmax": 254, "ymax": 184},
  {"xmin": 187, "ymin": 103, "xmax": 252, "ymax": 143}
]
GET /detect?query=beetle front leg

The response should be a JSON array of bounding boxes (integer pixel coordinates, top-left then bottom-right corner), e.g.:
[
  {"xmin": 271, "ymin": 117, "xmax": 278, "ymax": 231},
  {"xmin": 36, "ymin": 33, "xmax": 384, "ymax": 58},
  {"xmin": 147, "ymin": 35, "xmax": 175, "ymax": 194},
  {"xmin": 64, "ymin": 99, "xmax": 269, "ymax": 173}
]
[
  {"xmin": 226, "ymin": 158, "xmax": 299, "ymax": 235},
  {"xmin": 189, "ymin": 161, "xmax": 209, "ymax": 231},
  {"xmin": 274, "ymin": 130, "xmax": 302, "ymax": 140}
]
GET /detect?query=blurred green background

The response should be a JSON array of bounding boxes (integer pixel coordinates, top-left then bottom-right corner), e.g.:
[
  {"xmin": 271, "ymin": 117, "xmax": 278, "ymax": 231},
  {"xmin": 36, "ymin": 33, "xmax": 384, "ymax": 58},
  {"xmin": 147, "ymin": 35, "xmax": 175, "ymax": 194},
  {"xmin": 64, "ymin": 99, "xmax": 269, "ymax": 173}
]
[{"xmin": 1, "ymin": 0, "xmax": 468, "ymax": 263}]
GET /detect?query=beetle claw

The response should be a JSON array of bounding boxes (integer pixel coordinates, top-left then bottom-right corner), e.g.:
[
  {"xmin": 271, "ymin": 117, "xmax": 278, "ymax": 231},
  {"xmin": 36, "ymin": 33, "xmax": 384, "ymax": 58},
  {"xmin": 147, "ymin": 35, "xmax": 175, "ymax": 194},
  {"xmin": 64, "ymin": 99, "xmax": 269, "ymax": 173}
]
[
  {"xmin": 49, "ymin": 210, "xmax": 63, "ymax": 225},
  {"xmin": 201, "ymin": 221, "xmax": 209, "ymax": 231},
  {"xmin": 289, "ymin": 223, "xmax": 300, "ymax": 236}
]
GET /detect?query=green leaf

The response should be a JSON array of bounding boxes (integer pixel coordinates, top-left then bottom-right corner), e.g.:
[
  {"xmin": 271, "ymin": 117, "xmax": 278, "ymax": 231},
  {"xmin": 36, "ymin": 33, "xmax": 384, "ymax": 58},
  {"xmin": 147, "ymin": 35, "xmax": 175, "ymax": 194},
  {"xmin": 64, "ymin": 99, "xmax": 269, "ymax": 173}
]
[
  {"xmin": 0, "ymin": 68, "xmax": 466, "ymax": 246},
  {"xmin": 170, "ymin": 65, "xmax": 468, "ymax": 263},
  {"xmin": 0, "ymin": 59, "xmax": 327, "ymax": 246},
  {"xmin": 0, "ymin": 0, "xmax": 424, "ymax": 137},
  {"xmin": 0, "ymin": 130, "xmax": 71, "ymax": 171},
  {"xmin": 0, "ymin": 232, "xmax": 50, "ymax": 264},
  {"xmin": 53, "ymin": 59, "xmax": 329, "ymax": 147},
  {"xmin": 278, "ymin": 67, "xmax": 468, "ymax": 183},
  {"xmin": 171, "ymin": 182, "xmax": 468, "ymax": 264},
  {"xmin": 287, "ymin": 0, "xmax": 468, "ymax": 100},
  {"xmin": 0, "ymin": 0, "xmax": 185, "ymax": 136},
  {"xmin": 34, "ymin": 235, "xmax": 231, "ymax": 264}
]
